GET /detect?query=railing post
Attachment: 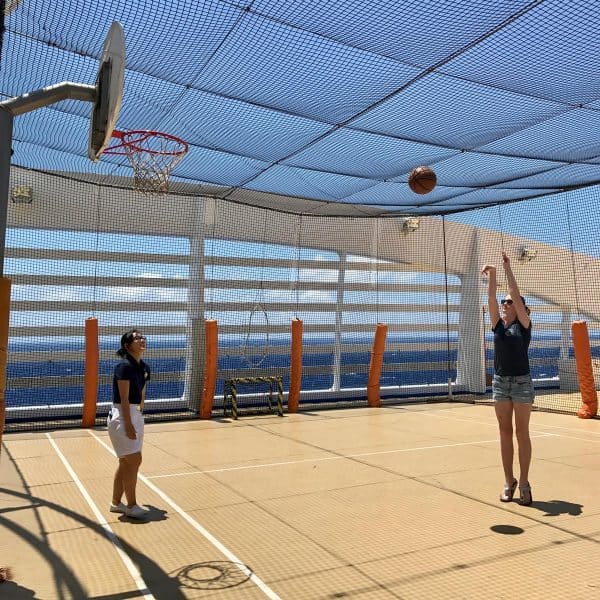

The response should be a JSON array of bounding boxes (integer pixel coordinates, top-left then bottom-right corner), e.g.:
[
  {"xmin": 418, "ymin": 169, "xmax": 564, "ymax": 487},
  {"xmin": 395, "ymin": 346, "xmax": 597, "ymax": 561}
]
[
  {"xmin": 82, "ymin": 317, "xmax": 99, "ymax": 427},
  {"xmin": 288, "ymin": 318, "xmax": 303, "ymax": 412},
  {"xmin": 367, "ymin": 323, "xmax": 388, "ymax": 407},
  {"xmin": 200, "ymin": 319, "xmax": 218, "ymax": 419},
  {"xmin": 573, "ymin": 321, "xmax": 598, "ymax": 418}
]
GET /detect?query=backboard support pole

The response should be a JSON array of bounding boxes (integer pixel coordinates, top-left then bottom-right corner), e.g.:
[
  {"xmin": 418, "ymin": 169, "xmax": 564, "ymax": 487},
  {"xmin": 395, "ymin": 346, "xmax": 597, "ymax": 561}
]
[
  {"xmin": 0, "ymin": 82, "xmax": 97, "ymax": 277},
  {"xmin": 0, "ymin": 108, "xmax": 14, "ymax": 278},
  {"xmin": 0, "ymin": 82, "xmax": 96, "ymax": 116}
]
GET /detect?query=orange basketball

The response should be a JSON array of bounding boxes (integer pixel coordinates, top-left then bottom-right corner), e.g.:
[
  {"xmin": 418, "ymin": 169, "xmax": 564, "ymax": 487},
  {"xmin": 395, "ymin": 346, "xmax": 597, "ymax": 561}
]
[{"xmin": 408, "ymin": 166, "xmax": 437, "ymax": 195}]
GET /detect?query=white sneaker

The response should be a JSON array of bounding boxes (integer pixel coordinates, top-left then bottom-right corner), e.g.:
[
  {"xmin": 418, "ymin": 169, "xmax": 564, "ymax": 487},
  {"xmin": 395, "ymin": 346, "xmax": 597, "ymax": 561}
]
[
  {"xmin": 109, "ymin": 502, "xmax": 127, "ymax": 514},
  {"xmin": 125, "ymin": 504, "xmax": 149, "ymax": 519}
]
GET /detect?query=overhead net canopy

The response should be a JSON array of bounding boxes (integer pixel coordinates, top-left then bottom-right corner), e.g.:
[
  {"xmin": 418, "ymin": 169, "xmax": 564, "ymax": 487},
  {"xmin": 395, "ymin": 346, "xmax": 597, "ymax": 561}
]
[{"xmin": 2, "ymin": 0, "xmax": 600, "ymax": 216}]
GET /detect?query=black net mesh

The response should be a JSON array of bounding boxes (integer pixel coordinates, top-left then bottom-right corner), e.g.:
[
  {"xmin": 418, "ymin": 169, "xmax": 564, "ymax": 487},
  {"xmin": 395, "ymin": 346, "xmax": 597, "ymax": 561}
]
[
  {"xmin": 2, "ymin": 0, "xmax": 600, "ymax": 215},
  {"xmin": 2, "ymin": 1, "xmax": 600, "ymax": 430},
  {"xmin": 3, "ymin": 167, "xmax": 600, "ymax": 429}
]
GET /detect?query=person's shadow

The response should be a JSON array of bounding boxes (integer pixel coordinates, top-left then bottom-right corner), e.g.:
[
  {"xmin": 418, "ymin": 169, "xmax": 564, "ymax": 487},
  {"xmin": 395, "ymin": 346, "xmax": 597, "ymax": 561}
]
[
  {"xmin": 0, "ymin": 580, "xmax": 37, "ymax": 598},
  {"xmin": 530, "ymin": 499, "xmax": 583, "ymax": 517},
  {"xmin": 118, "ymin": 504, "xmax": 168, "ymax": 523}
]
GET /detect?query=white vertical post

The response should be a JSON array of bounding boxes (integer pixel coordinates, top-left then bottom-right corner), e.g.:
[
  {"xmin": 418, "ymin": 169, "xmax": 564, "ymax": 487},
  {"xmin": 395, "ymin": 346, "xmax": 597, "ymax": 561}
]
[
  {"xmin": 332, "ymin": 253, "xmax": 346, "ymax": 391},
  {"xmin": 558, "ymin": 308, "xmax": 577, "ymax": 391},
  {"xmin": 183, "ymin": 198, "xmax": 213, "ymax": 412},
  {"xmin": 560, "ymin": 309, "xmax": 572, "ymax": 359},
  {"xmin": 455, "ymin": 232, "xmax": 486, "ymax": 393}
]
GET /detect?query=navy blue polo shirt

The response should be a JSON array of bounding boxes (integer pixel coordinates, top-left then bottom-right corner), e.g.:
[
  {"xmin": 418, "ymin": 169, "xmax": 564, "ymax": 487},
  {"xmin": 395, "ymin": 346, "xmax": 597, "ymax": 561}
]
[
  {"xmin": 493, "ymin": 319, "xmax": 531, "ymax": 376},
  {"xmin": 113, "ymin": 354, "xmax": 151, "ymax": 404}
]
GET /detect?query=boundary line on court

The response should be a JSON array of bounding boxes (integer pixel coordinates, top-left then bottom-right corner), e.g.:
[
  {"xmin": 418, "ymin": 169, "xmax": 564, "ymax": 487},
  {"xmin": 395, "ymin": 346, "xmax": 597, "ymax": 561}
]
[
  {"xmin": 87, "ymin": 430, "xmax": 282, "ymax": 600},
  {"xmin": 419, "ymin": 408, "xmax": 600, "ymax": 442},
  {"xmin": 45, "ymin": 433, "xmax": 154, "ymax": 600},
  {"xmin": 140, "ymin": 433, "xmax": 555, "ymax": 479}
]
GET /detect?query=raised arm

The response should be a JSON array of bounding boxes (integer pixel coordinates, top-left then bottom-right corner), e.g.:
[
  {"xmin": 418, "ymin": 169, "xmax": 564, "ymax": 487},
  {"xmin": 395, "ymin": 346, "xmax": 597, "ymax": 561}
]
[
  {"xmin": 501, "ymin": 251, "xmax": 530, "ymax": 328},
  {"xmin": 481, "ymin": 263, "xmax": 500, "ymax": 328}
]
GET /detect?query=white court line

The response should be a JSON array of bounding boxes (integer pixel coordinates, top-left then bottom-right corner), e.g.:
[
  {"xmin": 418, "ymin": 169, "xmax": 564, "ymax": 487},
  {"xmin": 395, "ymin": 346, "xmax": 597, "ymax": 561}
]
[
  {"xmin": 520, "ymin": 421, "xmax": 600, "ymax": 436},
  {"xmin": 88, "ymin": 430, "xmax": 281, "ymax": 600},
  {"xmin": 144, "ymin": 434, "xmax": 554, "ymax": 479},
  {"xmin": 45, "ymin": 433, "xmax": 154, "ymax": 600},
  {"xmin": 421, "ymin": 408, "xmax": 600, "ymax": 442},
  {"xmin": 535, "ymin": 433, "xmax": 600, "ymax": 444}
]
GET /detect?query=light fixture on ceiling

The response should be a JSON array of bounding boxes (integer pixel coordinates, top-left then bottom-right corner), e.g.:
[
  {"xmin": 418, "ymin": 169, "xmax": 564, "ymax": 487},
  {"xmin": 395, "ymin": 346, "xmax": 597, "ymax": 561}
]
[
  {"xmin": 11, "ymin": 185, "xmax": 33, "ymax": 204},
  {"xmin": 518, "ymin": 246, "xmax": 537, "ymax": 262},
  {"xmin": 401, "ymin": 217, "xmax": 420, "ymax": 233}
]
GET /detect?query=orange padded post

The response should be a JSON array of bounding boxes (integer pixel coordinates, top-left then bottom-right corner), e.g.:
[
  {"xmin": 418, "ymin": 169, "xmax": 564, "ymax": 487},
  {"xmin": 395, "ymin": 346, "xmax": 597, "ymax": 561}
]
[
  {"xmin": 288, "ymin": 318, "xmax": 303, "ymax": 413},
  {"xmin": 0, "ymin": 277, "xmax": 11, "ymax": 452},
  {"xmin": 82, "ymin": 317, "xmax": 99, "ymax": 427},
  {"xmin": 572, "ymin": 321, "xmax": 598, "ymax": 418},
  {"xmin": 367, "ymin": 323, "xmax": 388, "ymax": 408},
  {"xmin": 200, "ymin": 319, "xmax": 218, "ymax": 419}
]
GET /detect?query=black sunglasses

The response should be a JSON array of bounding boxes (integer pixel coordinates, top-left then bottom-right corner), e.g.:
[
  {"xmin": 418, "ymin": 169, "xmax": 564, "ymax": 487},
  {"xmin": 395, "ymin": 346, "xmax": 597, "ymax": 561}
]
[{"xmin": 500, "ymin": 299, "xmax": 513, "ymax": 305}]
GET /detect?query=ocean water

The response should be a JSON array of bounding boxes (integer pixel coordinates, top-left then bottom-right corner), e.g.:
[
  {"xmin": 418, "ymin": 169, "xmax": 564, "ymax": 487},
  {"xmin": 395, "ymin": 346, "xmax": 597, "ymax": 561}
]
[{"xmin": 5, "ymin": 332, "xmax": 588, "ymax": 408}]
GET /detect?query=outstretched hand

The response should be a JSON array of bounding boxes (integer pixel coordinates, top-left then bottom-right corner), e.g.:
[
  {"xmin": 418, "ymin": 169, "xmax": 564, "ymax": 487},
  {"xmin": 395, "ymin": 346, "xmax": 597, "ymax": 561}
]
[
  {"xmin": 481, "ymin": 264, "xmax": 496, "ymax": 277},
  {"xmin": 501, "ymin": 251, "xmax": 510, "ymax": 265}
]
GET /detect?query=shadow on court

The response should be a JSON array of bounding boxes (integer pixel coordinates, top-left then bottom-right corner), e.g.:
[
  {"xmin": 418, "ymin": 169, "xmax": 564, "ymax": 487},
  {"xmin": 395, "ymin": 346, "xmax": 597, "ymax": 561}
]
[
  {"xmin": 0, "ymin": 580, "xmax": 37, "ymax": 599},
  {"xmin": 0, "ymin": 485, "xmax": 259, "ymax": 598},
  {"xmin": 118, "ymin": 504, "xmax": 168, "ymax": 523},
  {"xmin": 171, "ymin": 561, "xmax": 251, "ymax": 591},
  {"xmin": 529, "ymin": 499, "xmax": 583, "ymax": 517},
  {"xmin": 0, "ymin": 486, "xmax": 258, "ymax": 598},
  {"xmin": 490, "ymin": 524, "xmax": 524, "ymax": 535},
  {"xmin": 0, "ymin": 486, "xmax": 190, "ymax": 599}
]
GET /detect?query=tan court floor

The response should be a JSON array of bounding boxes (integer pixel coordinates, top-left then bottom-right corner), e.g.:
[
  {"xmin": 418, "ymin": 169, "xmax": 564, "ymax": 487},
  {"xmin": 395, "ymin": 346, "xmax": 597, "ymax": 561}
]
[{"xmin": 1, "ymin": 400, "xmax": 600, "ymax": 599}]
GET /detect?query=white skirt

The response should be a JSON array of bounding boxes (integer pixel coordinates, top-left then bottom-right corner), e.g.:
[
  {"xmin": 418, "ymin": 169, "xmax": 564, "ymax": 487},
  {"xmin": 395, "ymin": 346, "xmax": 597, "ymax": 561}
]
[{"xmin": 107, "ymin": 404, "xmax": 144, "ymax": 457}]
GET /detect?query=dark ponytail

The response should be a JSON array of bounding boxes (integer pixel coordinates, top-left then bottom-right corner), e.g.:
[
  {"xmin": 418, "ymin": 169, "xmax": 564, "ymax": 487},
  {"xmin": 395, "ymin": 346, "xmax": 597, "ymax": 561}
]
[{"xmin": 117, "ymin": 329, "xmax": 139, "ymax": 357}]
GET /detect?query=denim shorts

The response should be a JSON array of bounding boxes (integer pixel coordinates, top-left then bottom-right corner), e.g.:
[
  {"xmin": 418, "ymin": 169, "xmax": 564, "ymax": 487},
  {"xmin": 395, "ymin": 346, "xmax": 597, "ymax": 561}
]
[{"xmin": 492, "ymin": 374, "xmax": 535, "ymax": 404}]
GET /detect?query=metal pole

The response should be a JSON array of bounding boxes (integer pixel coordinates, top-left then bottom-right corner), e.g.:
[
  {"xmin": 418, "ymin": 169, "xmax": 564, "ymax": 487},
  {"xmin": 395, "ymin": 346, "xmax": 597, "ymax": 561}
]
[
  {"xmin": 0, "ymin": 82, "xmax": 97, "ymax": 277},
  {"xmin": 0, "ymin": 82, "xmax": 95, "ymax": 116},
  {"xmin": 0, "ymin": 108, "xmax": 14, "ymax": 278}
]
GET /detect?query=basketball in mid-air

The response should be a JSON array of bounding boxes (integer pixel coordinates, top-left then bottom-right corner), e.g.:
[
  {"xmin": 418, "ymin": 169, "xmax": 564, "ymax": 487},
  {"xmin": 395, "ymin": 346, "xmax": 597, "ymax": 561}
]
[{"xmin": 408, "ymin": 166, "xmax": 437, "ymax": 195}]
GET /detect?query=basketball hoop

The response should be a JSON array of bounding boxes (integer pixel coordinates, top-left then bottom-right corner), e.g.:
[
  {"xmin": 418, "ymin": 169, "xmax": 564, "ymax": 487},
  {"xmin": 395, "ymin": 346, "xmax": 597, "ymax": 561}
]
[{"xmin": 105, "ymin": 130, "xmax": 188, "ymax": 194}]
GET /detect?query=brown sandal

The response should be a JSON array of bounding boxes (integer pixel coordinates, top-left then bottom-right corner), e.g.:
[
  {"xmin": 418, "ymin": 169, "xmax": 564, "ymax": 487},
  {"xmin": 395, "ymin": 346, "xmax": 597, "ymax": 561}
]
[
  {"xmin": 518, "ymin": 483, "xmax": 533, "ymax": 506},
  {"xmin": 500, "ymin": 478, "xmax": 518, "ymax": 502}
]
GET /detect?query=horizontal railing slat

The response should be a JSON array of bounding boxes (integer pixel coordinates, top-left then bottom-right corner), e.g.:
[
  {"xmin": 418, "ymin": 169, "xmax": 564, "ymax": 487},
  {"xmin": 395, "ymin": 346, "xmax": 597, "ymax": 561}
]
[
  {"xmin": 6, "ymin": 247, "xmax": 190, "ymax": 264},
  {"xmin": 7, "ymin": 371, "xmax": 183, "ymax": 389},
  {"xmin": 8, "ymin": 274, "xmax": 460, "ymax": 294},
  {"xmin": 12, "ymin": 300, "xmax": 462, "ymax": 313}
]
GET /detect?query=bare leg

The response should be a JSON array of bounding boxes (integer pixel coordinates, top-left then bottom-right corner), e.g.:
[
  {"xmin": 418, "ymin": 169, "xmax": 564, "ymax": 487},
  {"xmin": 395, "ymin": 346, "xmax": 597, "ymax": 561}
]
[
  {"xmin": 495, "ymin": 401, "xmax": 515, "ymax": 483},
  {"xmin": 112, "ymin": 463, "xmax": 124, "ymax": 505},
  {"xmin": 120, "ymin": 452, "xmax": 143, "ymax": 507},
  {"xmin": 514, "ymin": 403, "xmax": 533, "ymax": 485}
]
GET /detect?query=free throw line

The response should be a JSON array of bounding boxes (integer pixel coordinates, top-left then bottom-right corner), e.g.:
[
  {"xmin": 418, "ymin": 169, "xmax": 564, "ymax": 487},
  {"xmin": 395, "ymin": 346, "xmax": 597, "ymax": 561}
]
[{"xmin": 144, "ymin": 433, "xmax": 555, "ymax": 479}]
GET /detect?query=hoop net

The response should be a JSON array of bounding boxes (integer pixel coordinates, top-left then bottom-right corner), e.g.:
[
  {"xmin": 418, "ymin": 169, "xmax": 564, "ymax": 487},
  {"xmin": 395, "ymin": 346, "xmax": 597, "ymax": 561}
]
[{"xmin": 106, "ymin": 130, "xmax": 188, "ymax": 195}]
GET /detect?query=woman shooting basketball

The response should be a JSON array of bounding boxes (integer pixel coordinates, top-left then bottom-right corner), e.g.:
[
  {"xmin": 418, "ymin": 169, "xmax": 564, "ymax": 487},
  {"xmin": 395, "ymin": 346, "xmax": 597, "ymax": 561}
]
[{"xmin": 481, "ymin": 251, "xmax": 534, "ymax": 506}]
